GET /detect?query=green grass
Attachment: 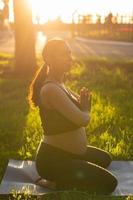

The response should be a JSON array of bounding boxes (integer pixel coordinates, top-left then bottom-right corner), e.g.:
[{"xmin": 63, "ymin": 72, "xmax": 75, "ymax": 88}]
[
  {"xmin": 67, "ymin": 57, "xmax": 133, "ymax": 160},
  {"xmin": 0, "ymin": 53, "xmax": 14, "ymax": 70},
  {"xmin": 0, "ymin": 53, "xmax": 133, "ymax": 199}
]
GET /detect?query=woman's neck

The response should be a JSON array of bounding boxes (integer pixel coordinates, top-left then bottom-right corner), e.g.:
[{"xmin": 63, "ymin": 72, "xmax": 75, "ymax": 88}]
[{"xmin": 46, "ymin": 73, "xmax": 64, "ymax": 84}]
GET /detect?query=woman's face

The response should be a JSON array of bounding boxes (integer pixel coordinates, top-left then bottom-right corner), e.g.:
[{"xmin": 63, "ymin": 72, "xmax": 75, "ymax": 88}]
[
  {"xmin": 58, "ymin": 44, "xmax": 72, "ymax": 72},
  {"xmin": 48, "ymin": 43, "xmax": 72, "ymax": 74}
]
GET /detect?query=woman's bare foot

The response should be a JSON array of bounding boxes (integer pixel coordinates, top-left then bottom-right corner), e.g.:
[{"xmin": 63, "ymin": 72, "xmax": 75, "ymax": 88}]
[{"xmin": 35, "ymin": 177, "xmax": 56, "ymax": 190}]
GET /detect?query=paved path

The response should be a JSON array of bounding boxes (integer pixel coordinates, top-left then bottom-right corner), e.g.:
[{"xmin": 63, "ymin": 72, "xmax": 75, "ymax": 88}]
[
  {"xmin": 70, "ymin": 37, "xmax": 133, "ymax": 59},
  {"xmin": 0, "ymin": 30, "xmax": 133, "ymax": 59}
]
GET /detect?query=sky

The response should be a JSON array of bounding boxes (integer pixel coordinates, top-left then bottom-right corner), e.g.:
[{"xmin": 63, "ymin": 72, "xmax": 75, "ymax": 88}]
[
  {"xmin": 31, "ymin": 0, "xmax": 133, "ymax": 23},
  {"xmin": 0, "ymin": 0, "xmax": 133, "ymax": 23}
]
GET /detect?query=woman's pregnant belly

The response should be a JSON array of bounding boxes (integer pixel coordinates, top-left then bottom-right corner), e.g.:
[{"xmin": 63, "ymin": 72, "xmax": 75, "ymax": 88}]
[{"xmin": 43, "ymin": 127, "xmax": 87, "ymax": 155}]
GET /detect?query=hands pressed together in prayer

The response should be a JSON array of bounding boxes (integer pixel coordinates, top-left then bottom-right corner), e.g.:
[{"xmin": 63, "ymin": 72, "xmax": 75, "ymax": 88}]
[{"xmin": 78, "ymin": 87, "xmax": 92, "ymax": 112}]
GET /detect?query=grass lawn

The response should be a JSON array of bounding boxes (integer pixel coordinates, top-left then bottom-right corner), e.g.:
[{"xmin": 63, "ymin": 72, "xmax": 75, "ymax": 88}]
[{"xmin": 0, "ymin": 53, "xmax": 133, "ymax": 199}]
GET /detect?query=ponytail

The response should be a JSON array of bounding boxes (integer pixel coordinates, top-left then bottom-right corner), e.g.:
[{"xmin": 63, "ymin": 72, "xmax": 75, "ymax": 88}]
[{"xmin": 28, "ymin": 64, "xmax": 48, "ymax": 107}]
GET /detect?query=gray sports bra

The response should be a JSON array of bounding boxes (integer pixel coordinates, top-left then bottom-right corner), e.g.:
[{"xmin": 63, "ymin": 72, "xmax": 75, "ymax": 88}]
[{"xmin": 39, "ymin": 80, "xmax": 81, "ymax": 135}]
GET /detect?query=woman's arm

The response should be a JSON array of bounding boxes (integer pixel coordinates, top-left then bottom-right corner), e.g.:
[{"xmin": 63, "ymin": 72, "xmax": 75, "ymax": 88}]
[
  {"xmin": 40, "ymin": 84, "xmax": 90, "ymax": 127},
  {"xmin": 68, "ymin": 88, "xmax": 80, "ymax": 100}
]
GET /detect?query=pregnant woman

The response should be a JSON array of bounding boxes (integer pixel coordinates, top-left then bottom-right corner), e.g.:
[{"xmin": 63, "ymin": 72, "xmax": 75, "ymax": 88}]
[{"xmin": 28, "ymin": 38, "xmax": 117, "ymax": 194}]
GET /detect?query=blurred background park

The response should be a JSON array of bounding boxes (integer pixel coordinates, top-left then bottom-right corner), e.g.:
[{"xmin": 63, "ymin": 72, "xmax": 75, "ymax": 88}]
[{"xmin": 0, "ymin": 0, "xmax": 133, "ymax": 199}]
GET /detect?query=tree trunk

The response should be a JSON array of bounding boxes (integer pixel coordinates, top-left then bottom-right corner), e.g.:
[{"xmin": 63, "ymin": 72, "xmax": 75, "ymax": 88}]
[{"xmin": 13, "ymin": 0, "xmax": 37, "ymax": 76}]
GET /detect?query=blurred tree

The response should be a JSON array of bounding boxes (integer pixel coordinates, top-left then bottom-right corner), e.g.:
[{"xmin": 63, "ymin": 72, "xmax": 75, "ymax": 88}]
[
  {"xmin": 104, "ymin": 12, "xmax": 114, "ymax": 34},
  {"xmin": 82, "ymin": 15, "xmax": 92, "ymax": 24},
  {"xmin": 0, "ymin": 0, "xmax": 9, "ymax": 29},
  {"xmin": 36, "ymin": 14, "xmax": 41, "ymax": 25},
  {"xmin": 2, "ymin": 0, "xmax": 9, "ymax": 21},
  {"xmin": 0, "ymin": 9, "xmax": 4, "ymax": 28},
  {"xmin": 13, "ymin": 0, "xmax": 37, "ymax": 76},
  {"xmin": 96, "ymin": 15, "xmax": 101, "ymax": 24}
]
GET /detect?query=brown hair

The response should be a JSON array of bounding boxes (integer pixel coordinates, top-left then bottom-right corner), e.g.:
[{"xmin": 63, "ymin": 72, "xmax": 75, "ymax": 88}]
[
  {"xmin": 28, "ymin": 64, "xmax": 48, "ymax": 107},
  {"xmin": 28, "ymin": 38, "xmax": 67, "ymax": 107}
]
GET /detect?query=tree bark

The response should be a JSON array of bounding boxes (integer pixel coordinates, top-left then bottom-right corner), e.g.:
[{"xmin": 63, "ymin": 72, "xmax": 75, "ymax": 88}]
[{"xmin": 13, "ymin": 0, "xmax": 37, "ymax": 76}]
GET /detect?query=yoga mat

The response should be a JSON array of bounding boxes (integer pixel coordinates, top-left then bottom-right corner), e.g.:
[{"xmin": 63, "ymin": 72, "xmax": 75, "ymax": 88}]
[{"xmin": 0, "ymin": 159, "xmax": 133, "ymax": 196}]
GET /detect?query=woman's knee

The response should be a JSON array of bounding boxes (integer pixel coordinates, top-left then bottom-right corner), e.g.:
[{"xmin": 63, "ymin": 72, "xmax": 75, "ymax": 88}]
[
  {"xmin": 105, "ymin": 173, "xmax": 118, "ymax": 194},
  {"xmin": 94, "ymin": 167, "xmax": 118, "ymax": 194},
  {"xmin": 53, "ymin": 160, "xmax": 118, "ymax": 194},
  {"xmin": 85, "ymin": 146, "xmax": 112, "ymax": 168},
  {"xmin": 101, "ymin": 150, "xmax": 112, "ymax": 168}
]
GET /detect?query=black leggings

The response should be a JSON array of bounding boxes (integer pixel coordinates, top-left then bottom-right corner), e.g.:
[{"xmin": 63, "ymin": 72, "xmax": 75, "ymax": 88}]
[{"xmin": 35, "ymin": 142, "xmax": 117, "ymax": 194}]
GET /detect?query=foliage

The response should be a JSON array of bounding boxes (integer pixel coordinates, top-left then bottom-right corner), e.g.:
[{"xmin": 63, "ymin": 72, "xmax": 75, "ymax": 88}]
[{"xmin": 66, "ymin": 57, "xmax": 133, "ymax": 160}]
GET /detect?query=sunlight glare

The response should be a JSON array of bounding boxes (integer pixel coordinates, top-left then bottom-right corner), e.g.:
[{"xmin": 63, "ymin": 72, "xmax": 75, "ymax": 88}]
[
  {"xmin": 27, "ymin": 0, "xmax": 133, "ymax": 24},
  {"xmin": 36, "ymin": 31, "xmax": 47, "ymax": 54},
  {"xmin": 31, "ymin": 0, "xmax": 64, "ymax": 23},
  {"xmin": 0, "ymin": 1, "xmax": 4, "ymax": 9}
]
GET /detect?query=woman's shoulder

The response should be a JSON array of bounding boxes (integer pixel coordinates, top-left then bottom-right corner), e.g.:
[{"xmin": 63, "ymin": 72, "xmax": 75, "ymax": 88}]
[
  {"xmin": 40, "ymin": 82, "xmax": 69, "ymax": 109},
  {"xmin": 40, "ymin": 82, "xmax": 67, "ymax": 101},
  {"xmin": 40, "ymin": 82, "xmax": 60, "ymax": 109}
]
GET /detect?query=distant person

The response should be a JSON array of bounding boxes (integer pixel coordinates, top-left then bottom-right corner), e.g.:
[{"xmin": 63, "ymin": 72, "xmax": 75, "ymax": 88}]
[
  {"xmin": 105, "ymin": 12, "xmax": 113, "ymax": 25},
  {"xmin": 28, "ymin": 38, "xmax": 117, "ymax": 194}
]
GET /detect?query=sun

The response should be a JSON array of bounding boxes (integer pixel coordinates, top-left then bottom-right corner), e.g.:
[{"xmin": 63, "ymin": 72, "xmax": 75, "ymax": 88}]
[{"xmin": 30, "ymin": 0, "xmax": 63, "ymax": 23}]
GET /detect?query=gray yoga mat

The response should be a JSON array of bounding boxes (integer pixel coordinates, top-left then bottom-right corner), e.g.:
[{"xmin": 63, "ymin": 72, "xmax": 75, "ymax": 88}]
[{"xmin": 0, "ymin": 159, "xmax": 133, "ymax": 196}]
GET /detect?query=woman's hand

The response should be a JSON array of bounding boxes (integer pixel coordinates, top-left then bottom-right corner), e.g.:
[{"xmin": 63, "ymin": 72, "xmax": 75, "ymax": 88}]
[{"xmin": 80, "ymin": 87, "xmax": 91, "ymax": 112}]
